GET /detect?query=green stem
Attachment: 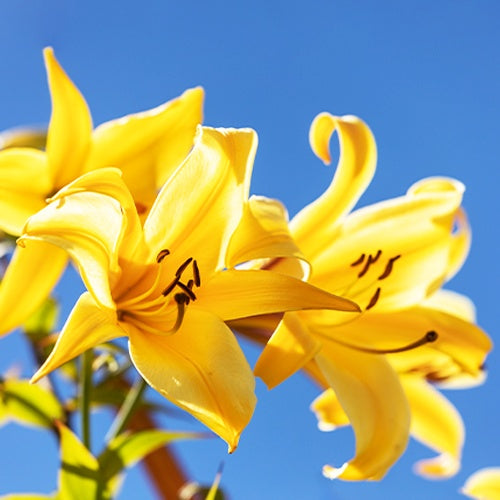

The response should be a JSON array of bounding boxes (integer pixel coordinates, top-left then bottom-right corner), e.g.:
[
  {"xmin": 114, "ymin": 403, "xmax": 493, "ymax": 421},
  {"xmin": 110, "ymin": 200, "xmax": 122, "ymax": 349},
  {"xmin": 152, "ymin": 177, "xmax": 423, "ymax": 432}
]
[
  {"xmin": 106, "ymin": 377, "xmax": 148, "ymax": 441},
  {"xmin": 80, "ymin": 349, "xmax": 93, "ymax": 450}
]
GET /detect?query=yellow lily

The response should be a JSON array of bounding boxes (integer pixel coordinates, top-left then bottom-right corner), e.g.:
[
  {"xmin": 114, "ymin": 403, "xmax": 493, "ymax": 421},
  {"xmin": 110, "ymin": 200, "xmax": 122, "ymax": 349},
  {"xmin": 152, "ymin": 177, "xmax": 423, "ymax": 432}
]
[
  {"xmin": 0, "ymin": 47, "xmax": 203, "ymax": 336},
  {"xmin": 228, "ymin": 113, "xmax": 491, "ymax": 479},
  {"xmin": 19, "ymin": 126, "xmax": 359, "ymax": 451},
  {"xmin": 462, "ymin": 467, "xmax": 500, "ymax": 499}
]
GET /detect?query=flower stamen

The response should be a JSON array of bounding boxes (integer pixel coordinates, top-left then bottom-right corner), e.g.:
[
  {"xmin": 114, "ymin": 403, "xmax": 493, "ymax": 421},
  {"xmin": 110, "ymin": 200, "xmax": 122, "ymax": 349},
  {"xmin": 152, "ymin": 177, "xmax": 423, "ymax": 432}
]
[
  {"xmin": 366, "ymin": 287, "xmax": 381, "ymax": 310},
  {"xmin": 328, "ymin": 330, "xmax": 438, "ymax": 355},
  {"xmin": 193, "ymin": 259, "xmax": 201, "ymax": 286},
  {"xmin": 156, "ymin": 248, "xmax": 170, "ymax": 263},
  {"xmin": 378, "ymin": 254, "xmax": 401, "ymax": 280},
  {"xmin": 176, "ymin": 257, "xmax": 193, "ymax": 277}
]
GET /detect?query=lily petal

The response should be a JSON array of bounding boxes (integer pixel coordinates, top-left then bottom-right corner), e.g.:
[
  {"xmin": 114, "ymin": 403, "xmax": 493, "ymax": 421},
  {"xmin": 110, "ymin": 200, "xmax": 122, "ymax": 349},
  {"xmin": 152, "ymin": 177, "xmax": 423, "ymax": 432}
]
[
  {"xmin": 87, "ymin": 87, "xmax": 204, "ymax": 211},
  {"xmin": 462, "ymin": 467, "xmax": 500, "ymax": 500},
  {"xmin": 127, "ymin": 308, "xmax": 256, "ymax": 452},
  {"xmin": 44, "ymin": 48, "xmax": 92, "ymax": 188},
  {"xmin": 402, "ymin": 375, "xmax": 464, "ymax": 478},
  {"xmin": 310, "ymin": 388, "xmax": 349, "ymax": 431},
  {"xmin": 254, "ymin": 312, "xmax": 322, "ymax": 389},
  {"xmin": 20, "ymin": 188, "xmax": 125, "ymax": 309},
  {"xmin": 0, "ymin": 148, "xmax": 51, "ymax": 235},
  {"xmin": 307, "ymin": 298, "xmax": 490, "ymax": 384},
  {"xmin": 0, "ymin": 240, "xmax": 67, "ymax": 336},
  {"xmin": 45, "ymin": 168, "xmax": 145, "ymax": 265},
  {"xmin": 196, "ymin": 269, "xmax": 360, "ymax": 321},
  {"xmin": 31, "ymin": 292, "xmax": 121, "ymax": 383},
  {"xmin": 315, "ymin": 347, "xmax": 410, "ymax": 481},
  {"xmin": 311, "ymin": 178, "xmax": 465, "ymax": 311},
  {"xmin": 143, "ymin": 126, "xmax": 256, "ymax": 274},
  {"xmin": 291, "ymin": 113, "xmax": 377, "ymax": 259},
  {"xmin": 226, "ymin": 195, "xmax": 308, "ymax": 278}
]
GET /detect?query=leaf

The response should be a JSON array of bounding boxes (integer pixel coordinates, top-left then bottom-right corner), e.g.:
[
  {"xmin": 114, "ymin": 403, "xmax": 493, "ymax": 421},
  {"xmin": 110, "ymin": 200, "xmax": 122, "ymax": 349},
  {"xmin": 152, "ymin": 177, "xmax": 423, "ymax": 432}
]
[
  {"xmin": 57, "ymin": 423, "xmax": 101, "ymax": 500},
  {"xmin": 0, "ymin": 379, "xmax": 64, "ymax": 429},
  {"xmin": 98, "ymin": 429, "xmax": 205, "ymax": 496},
  {"xmin": 23, "ymin": 297, "xmax": 60, "ymax": 340}
]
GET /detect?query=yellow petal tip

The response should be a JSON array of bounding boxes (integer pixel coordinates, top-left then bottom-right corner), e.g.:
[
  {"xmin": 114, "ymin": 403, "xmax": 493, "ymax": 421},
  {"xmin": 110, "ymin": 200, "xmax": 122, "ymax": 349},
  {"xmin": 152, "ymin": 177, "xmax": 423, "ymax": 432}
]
[{"xmin": 323, "ymin": 463, "xmax": 348, "ymax": 480}]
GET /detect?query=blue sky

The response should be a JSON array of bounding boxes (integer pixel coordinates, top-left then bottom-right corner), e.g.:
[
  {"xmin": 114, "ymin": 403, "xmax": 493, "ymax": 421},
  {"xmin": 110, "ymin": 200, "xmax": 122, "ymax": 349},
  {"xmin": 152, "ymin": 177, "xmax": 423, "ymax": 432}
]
[{"xmin": 0, "ymin": 1, "xmax": 499, "ymax": 498}]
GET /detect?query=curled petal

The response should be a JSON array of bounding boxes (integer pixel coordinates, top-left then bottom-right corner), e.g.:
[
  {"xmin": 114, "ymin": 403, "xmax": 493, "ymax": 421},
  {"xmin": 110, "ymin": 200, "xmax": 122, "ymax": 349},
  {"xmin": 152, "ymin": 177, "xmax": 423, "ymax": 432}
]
[
  {"xmin": 32, "ymin": 292, "xmax": 121, "ymax": 383},
  {"xmin": 310, "ymin": 388, "xmax": 350, "ymax": 431},
  {"xmin": 227, "ymin": 195, "xmax": 308, "ymax": 278},
  {"xmin": 196, "ymin": 269, "xmax": 360, "ymax": 321},
  {"xmin": 292, "ymin": 113, "xmax": 377, "ymax": 259},
  {"xmin": 144, "ymin": 126, "xmax": 257, "ymax": 275},
  {"xmin": 315, "ymin": 347, "xmax": 410, "ymax": 480},
  {"xmin": 44, "ymin": 47, "xmax": 92, "ymax": 188},
  {"xmin": 401, "ymin": 375, "xmax": 464, "ymax": 479},
  {"xmin": 462, "ymin": 467, "xmax": 500, "ymax": 500},
  {"xmin": 0, "ymin": 241, "xmax": 67, "ymax": 336},
  {"xmin": 20, "ymin": 187, "xmax": 125, "ymax": 309},
  {"xmin": 254, "ymin": 313, "xmax": 322, "ymax": 389},
  {"xmin": 128, "ymin": 308, "xmax": 256, "ymax": 452}
]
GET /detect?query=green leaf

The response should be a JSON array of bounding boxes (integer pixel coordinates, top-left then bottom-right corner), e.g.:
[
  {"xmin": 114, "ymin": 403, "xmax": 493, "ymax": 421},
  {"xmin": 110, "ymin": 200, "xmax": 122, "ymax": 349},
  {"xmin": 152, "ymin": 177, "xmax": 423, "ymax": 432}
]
[
  {"xmin": 57, "ymin": 423, "xmax": 102, "ymax": 500},
  {"xmin": 0, "ymin": 379, "xmax": 64, "ymax": 429},
  {"xmin": 98, "ymin": 429, "xmax": 204, "ymax": 497},
  {"xmin": 23, "ymin": 297, "xmax": 60, "ymax": 340}
]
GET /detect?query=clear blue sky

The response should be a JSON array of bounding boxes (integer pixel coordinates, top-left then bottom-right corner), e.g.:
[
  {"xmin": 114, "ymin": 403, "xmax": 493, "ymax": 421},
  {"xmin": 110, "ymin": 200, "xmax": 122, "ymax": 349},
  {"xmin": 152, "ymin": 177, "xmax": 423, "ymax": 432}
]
[{"xmin": 0, "ymin": 1, "xmax": 499, "ymax": 499}]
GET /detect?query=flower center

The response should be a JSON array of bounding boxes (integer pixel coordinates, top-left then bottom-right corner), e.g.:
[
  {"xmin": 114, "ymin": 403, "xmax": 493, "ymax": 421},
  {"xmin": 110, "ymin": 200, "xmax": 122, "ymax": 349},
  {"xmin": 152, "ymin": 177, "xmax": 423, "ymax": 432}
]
[
  {"xmin": 116, "ymin": 249, "xmax": 201, "ymax": 336},
  {"xmin": 346, "ymin": 249, "xmax": 401, "ymax": 311}
]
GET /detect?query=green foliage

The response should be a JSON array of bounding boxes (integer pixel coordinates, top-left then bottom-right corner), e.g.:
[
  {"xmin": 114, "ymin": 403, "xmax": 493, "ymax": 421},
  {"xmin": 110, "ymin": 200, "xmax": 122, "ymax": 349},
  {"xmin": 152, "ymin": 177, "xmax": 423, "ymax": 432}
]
[{"xmin": 0, "ymin": 379, "xmax": 64, "ymax": 430}]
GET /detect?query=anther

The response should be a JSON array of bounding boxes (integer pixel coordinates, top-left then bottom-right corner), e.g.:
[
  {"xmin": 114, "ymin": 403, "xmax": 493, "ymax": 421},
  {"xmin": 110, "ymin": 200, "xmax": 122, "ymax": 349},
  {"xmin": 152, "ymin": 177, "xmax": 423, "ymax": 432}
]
[
  {"xmin": 176, "ymin": 257, "xmax": 193, "ymax": 277},
  {"xmin": 366, "ymin": 287, "xmax": 381, "ymax": 310},
  {"xmin": 350, "ymin": 253, "xmax": 365, "ymax": 267},
  {"xmin": 186, "ymin": 279, "xmax": 194, "ymax": 290},
  {"xmin": 162, "ymin": 277, "xmax": 179, "ymax": 296},
  {"xmin": 176, "ymin": 281, "xmax": 197, "ymax": 301},
  {"xmin": 358, "ymin": 251, "xmax": 383, "ymax": 278},
  {"xmin": 378, "ymin": 255, "xmax": 401, "ymax": 280},
  {"xmin": 193, "ymin": 260, "xmax": 201, "ymax": 287},
  {"xmin": 156, "ymin": 249, "xmax": 170, "ymax": 263},
  {"xmin": 425, "ymin": 330, "xmax": 438, "ymax": 343},
  {"xmin": 371, "ymin": 249, "xmax": 382, "ymax": 263},
  {"xmin": 174, "ymin": 293, "xmax": 189, "ymax": 305}
]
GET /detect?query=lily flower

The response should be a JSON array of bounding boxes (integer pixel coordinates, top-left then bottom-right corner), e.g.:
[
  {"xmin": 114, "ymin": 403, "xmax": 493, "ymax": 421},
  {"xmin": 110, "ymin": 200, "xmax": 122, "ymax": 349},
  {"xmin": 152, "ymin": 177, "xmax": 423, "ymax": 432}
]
[
  {"xmin": 228, "ymin": 113, "xmax": 491, "ymax": 479},
  {"xmin": 19, "ymin": 126, "xmax": 359, "ymax": 451},
  {"xmin": 0, "ymin": 47, "xmax": 203, "ymax": 336}
]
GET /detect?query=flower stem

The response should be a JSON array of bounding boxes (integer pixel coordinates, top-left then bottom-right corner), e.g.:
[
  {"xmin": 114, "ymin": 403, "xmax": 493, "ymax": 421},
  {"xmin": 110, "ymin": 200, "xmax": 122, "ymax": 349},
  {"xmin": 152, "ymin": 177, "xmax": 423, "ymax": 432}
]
[
  {"xmin": 106, "ymin": 376, "xmax": 148, "ymax": 441},
  {"xmin": 80, "ymin": 348, "xmax": 93, "ymax": 450}
]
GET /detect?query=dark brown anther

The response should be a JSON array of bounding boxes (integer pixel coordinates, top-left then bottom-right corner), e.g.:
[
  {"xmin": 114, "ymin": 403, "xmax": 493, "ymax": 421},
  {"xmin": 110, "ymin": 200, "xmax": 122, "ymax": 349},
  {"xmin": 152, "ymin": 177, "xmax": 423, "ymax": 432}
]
[
  {"xmin": 156, "ymin": 249, "xmax": 170, "ymax": 263},
  {"xmin": 372, "ymin": 249, "xmax": 382, "ymax": 263},
  {"xmin": 425, "ymin": 330, "xmax": 438, "ymax": 343},
  {"xmin": 366, "ymin": 287, "xmax": 381, "ymax": 310},
  {"xmin": 193, "ymin": 259, "xmax": 201, "ymax": 287},
  {"xmin": 350, "ymin": 253, "xmax": 366, "ymax": 267},
  {"xmin": 186, "ymin": 279, "xmax": 194, "ymax": 290},
  {"xmin": 162, "ymin": 277, "xmax": 179, "ymax": 296},
  {"xmin": 174, "ymin": 292, "xmax": 190, "ymax": 305},
  {"xmin": 176, "ymin": 281, "xmax": 197, "ymax": 301},
  {"xmin": 176, "ymin": 257, "xmax": 193, "ymax": 277},
  {"xmin": 357, "ymin": 251, "xmax": 383, "ymax": 278},
  {"xmin": 378, "ymin": 255, "xmax": 401, "ymax": 280}
]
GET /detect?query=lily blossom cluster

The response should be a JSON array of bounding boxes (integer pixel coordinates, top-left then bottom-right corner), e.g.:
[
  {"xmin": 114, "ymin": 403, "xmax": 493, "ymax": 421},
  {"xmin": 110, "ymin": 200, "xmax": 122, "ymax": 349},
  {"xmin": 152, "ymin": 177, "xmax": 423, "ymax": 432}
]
[{"xmin": 0, "ymin": 48, "xmax": 492, "ymax": 494}]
